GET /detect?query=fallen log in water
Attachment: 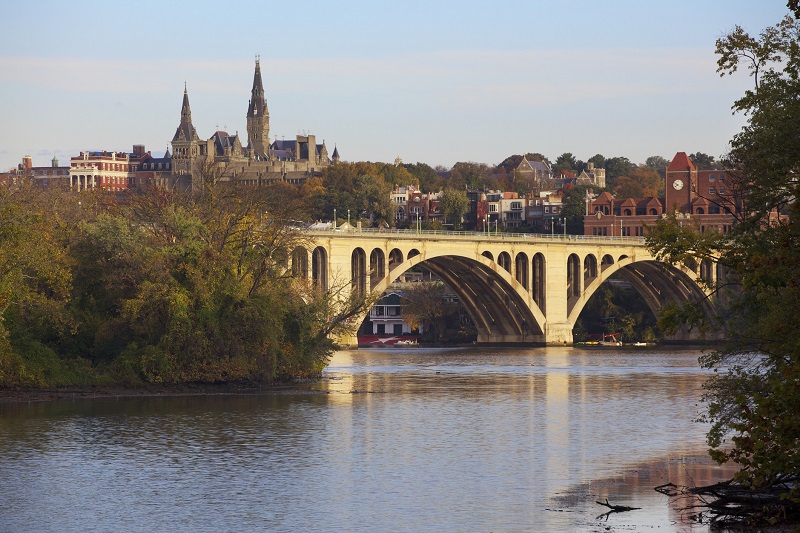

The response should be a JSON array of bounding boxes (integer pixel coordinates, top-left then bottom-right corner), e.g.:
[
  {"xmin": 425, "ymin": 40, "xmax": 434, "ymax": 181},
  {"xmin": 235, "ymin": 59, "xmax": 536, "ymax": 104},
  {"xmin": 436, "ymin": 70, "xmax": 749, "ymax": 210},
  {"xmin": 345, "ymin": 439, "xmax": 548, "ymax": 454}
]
[{"xmin": 654, "ymin": 475, "xmax": 800, "ymax": 528}]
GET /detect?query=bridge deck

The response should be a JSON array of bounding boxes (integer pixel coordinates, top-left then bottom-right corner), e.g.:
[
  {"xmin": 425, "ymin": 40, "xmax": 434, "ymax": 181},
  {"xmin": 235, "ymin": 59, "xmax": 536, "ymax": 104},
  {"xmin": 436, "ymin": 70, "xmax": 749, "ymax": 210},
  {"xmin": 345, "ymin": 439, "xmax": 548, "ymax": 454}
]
[{"xmin": 307, "ymin": 227, "xmax": 646, "ymax": 246}]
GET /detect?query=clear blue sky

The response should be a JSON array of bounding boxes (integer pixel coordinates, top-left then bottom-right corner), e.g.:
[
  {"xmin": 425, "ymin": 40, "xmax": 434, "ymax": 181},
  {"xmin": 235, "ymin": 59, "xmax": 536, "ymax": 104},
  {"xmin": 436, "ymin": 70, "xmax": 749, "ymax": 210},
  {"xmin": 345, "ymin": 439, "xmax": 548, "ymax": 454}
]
[{"xmin": 0, "ymin": 0, "xmax": 790, "ymax": 171}]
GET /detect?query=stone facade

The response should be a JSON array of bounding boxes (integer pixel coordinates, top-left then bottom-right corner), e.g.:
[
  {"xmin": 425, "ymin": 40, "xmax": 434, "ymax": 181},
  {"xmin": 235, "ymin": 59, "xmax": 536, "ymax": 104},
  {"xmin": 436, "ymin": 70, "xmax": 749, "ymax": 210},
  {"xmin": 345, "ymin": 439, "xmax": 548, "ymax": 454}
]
[{"xmin": 171, "ymin": 59, "xmax": 335, "ymax": 191}]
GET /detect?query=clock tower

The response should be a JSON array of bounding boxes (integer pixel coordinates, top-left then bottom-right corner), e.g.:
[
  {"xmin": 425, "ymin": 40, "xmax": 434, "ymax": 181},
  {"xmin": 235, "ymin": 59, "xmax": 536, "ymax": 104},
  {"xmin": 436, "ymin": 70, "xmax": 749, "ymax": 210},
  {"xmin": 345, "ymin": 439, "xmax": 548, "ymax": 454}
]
[{"xmin": 665, "ymin": 152, "xmax": 696, "ymax": 213}]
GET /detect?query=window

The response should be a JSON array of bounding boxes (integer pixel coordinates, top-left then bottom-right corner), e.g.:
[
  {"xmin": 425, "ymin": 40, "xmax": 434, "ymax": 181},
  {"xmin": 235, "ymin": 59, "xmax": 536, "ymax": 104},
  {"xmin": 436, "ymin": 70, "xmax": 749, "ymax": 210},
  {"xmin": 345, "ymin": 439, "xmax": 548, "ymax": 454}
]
[
  {"xmin": 709, "ymin": 174, "xmax": 715, "ymax": 182},
  {"xmin": 719, "ymin": 187, "xmax": 725, "ymax": 194},
  {"xmin": 709, "ymin": 188, "xmax": 716, "ymax": 194},
  {"xmin": 544, "ymin": 207, "xmax": 550, "ymax": 213},
  {"xmin": 624, "ymin": 209, "xmax": 631, "ymax": 216}
]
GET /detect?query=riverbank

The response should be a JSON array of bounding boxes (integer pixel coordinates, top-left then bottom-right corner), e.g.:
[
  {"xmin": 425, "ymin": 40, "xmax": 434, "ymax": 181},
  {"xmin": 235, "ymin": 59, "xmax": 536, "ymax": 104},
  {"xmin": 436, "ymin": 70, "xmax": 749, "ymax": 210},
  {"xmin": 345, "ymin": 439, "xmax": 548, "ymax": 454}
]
[{"xmin": 0, "ymin": 381, "xmax": 305, "ymax": 403}]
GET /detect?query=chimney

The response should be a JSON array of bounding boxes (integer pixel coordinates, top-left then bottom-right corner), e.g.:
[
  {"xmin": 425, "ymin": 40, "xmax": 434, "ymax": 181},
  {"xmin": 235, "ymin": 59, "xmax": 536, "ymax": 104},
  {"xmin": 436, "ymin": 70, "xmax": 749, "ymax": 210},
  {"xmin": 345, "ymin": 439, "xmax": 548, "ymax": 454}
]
[{"xmin": 22, "ymin": 156, "xmax": 32, "ymax": 170}]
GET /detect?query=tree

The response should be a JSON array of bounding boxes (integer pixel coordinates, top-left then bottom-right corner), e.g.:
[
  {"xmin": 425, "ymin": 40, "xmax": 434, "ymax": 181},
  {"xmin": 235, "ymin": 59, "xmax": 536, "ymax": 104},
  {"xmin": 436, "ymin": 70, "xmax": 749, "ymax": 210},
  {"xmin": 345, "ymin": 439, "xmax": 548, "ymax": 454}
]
[
  {"xmin": 554, "ymin": 152, "xmax": 577, "ymax": 173},
  {"xmin": 320, "ymin": 162, "xmax": 396, "ymax": 225},
  {"xmin": 449, "ymin": 162, "xmax": 492, "ymax": 190},
  {"xmin": 645, "ymin": 155, "xmax": 669, "ymax": 179},
  {"xmin": 587, "ymin": 154, "xmax": 606, "ymax": 169},
  {"xmin": 440, "ymin": 188, "xmax": 469, "ymax": 229},
  {"xmin": 613, "ymin": 165, "xmax": 662, "ymax": 199},
  {"xmin": 688, "ymin": 152, "xmax": 720, "ymax": 170},
  {"xmin": 401, "ymin": 281, "xmax": 457, "ymax": 342},
  {"xmin": 561, "ymin": 184, "xmax": 593, "ymax": 235},
  {"xmin": 603, "ymin": 156, "xmax": 634, "ymax": 189},
  {"xmin": 646, "ymin": 12, "xmax": 800, "ymax": 522},
  {"xmin": 402, "ymin": 162, "xmax": 442, "ymax": 193}
]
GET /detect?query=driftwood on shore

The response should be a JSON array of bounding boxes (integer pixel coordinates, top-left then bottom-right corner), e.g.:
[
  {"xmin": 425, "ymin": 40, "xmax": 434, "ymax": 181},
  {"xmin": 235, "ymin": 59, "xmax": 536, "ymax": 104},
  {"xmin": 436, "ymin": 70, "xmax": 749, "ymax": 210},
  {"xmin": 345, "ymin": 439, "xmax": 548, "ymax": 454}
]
[{"xmin": 654, "ymin": 476, "xmax": 800, "ymax": 527}]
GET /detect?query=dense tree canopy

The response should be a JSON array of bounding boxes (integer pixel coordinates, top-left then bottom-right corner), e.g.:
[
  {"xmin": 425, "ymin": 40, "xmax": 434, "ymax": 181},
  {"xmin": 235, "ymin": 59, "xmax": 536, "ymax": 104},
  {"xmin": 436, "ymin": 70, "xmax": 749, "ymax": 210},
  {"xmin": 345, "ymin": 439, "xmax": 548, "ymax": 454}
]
[
  {"xmin": 613, "ymin": 165, "xmax": 662, "ymax": 198},
  {"xmin": 0, "ymin": 176, "xmax": 371, "ymax": 388},
  {"xmin": 603, "ymin": 156, "xmax": 635, "ymax": 189},
  {"xmin": 554, "ymin": 152, "xmax": 577, "ymax": 173},
  {"xmin": 402, "ymin": 162, "xmax": 442, "ymax": 193},
  {"xmin": 646, "ymin": 12, "xmax": 800, "ymax": 523},
  {"xmin": 644, "ymin": 155, "xmax": 669, "ymax": 178},
  {"xmin": 440, "ymin": 188, "xmax": 469, "ymax": 230}
]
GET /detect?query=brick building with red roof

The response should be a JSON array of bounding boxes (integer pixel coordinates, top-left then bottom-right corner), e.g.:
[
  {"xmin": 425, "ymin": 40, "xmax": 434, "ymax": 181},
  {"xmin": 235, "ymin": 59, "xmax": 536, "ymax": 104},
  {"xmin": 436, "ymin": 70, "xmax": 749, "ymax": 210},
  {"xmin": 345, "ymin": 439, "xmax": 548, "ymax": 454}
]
[{"xmin": 583, "ymin": 152, "xmax": 737, "ymax": 237}]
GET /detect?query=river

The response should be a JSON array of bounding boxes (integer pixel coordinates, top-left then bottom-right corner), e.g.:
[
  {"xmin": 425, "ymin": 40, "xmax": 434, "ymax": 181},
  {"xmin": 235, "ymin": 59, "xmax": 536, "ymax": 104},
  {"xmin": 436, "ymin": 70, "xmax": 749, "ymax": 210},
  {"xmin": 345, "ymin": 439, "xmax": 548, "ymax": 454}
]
[{"xmin": 0, "ymin": 346, "xmax": 734, "ymax": 532}]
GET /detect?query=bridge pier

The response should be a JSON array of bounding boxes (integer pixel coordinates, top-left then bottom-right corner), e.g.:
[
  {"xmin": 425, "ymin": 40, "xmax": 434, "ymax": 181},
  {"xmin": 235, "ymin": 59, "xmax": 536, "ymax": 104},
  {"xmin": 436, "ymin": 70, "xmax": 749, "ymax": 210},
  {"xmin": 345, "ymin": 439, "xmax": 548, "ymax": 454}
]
[{"xmin": 544, "ymin": 322, "xmax": 574, "ymax": 345}]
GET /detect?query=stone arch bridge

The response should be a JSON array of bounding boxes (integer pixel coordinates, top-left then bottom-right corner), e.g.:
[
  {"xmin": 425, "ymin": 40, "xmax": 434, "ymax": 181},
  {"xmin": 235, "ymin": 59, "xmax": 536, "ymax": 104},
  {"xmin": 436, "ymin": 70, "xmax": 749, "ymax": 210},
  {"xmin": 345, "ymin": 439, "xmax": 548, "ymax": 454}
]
[{"xmin": 292, "ymin": 229, "xmax": 719, "ymax": 346}]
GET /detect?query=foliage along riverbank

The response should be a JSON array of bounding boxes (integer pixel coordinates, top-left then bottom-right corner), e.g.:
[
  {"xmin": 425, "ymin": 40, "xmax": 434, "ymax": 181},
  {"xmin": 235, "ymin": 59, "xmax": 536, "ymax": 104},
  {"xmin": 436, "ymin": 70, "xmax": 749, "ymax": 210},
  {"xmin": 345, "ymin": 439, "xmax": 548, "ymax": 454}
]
[{"xmin": 0, "ymin": 174, "xmax": 369, "ymax": 390}]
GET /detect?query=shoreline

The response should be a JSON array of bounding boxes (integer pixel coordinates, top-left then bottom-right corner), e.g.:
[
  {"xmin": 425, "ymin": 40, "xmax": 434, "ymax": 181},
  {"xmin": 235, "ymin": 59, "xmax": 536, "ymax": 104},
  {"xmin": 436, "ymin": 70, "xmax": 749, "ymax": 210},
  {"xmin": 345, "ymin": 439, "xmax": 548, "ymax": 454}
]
[{"xmin": 0, "ymin": 381, "xmax": 311, "ymax": 404}]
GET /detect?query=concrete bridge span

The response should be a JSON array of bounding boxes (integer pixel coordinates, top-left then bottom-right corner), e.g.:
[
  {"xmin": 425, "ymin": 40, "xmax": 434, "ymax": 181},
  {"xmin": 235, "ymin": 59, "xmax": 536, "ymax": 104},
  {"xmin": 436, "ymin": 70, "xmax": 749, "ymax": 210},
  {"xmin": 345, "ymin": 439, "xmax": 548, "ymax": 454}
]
[{"xmin": 297, "ymin": 229, "xmax": 717, "ymax": 346}]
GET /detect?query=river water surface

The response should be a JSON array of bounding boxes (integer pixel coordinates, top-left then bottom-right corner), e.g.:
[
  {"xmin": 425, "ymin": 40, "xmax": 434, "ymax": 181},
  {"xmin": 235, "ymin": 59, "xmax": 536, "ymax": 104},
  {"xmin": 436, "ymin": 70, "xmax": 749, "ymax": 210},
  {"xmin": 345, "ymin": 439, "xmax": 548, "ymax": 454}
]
[{"xmin": 0, "ymin": 346, "xmax": 734, "ymax": 532}]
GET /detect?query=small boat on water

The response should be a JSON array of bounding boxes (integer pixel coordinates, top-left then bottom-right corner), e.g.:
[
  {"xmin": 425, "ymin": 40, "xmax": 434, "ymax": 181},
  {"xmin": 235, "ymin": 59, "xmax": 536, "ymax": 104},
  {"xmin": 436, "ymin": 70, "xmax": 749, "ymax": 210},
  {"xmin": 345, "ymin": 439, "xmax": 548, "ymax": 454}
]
[
  {"xmin": 357, "ymin": 335, "xmax": 421, "ymax": 348},
  {"xmin": 395, "ymin": 339, "xmax": 419, "ymax": 346},
  {"xmin": 576, "ymin": 332, "xmax": 622, "ymax": 347}
]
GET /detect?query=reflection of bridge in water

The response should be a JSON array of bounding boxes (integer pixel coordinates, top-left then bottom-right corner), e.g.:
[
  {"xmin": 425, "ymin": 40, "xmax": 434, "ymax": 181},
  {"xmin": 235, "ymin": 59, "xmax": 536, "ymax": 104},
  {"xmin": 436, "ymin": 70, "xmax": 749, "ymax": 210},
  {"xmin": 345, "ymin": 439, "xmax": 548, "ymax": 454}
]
[{"xmin": 295, "ymin": 229, "xmax": 720, "ymax": 346}]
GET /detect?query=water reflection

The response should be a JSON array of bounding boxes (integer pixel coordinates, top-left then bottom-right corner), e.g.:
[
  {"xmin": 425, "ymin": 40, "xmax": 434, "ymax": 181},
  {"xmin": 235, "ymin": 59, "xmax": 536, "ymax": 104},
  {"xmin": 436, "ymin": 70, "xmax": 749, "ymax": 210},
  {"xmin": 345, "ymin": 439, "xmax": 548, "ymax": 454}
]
[{"xmin": 0, "ymin": 346, "xmax": 730, "ymax": 532}]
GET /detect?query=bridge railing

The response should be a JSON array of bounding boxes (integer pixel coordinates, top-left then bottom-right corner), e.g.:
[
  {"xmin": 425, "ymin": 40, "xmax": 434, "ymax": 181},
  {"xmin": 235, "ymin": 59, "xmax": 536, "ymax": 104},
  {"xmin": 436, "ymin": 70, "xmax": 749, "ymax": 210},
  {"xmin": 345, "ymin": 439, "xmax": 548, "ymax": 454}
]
[{"xmin": 304, "ymin": 227, "xmax": 647, "ymax": 245}]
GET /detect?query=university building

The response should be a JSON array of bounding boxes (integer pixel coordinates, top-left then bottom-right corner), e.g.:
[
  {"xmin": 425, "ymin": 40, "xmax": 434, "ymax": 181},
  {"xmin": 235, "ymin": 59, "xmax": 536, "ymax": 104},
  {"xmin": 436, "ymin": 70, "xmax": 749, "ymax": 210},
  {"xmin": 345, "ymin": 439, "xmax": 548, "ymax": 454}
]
[
  {"xmin": 171, "ymin": 58, "xmax": 338, "ymax": 192},
  {"xmin": 583, "ymin": 152, "xmax": 738, "ymax": 237}
]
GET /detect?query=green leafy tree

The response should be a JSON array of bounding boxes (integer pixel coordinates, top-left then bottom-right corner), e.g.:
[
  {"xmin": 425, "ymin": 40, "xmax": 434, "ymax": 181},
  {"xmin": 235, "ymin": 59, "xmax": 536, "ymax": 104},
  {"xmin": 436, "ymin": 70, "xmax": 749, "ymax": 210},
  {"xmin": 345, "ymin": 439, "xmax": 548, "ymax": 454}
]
[
  {"xmin": 554, "ymin": 152, "xmax": 577, "ymax": 173},
  {"xmin": 613, "ymin": 165, "xmax": 662, "ymax": 198},
  {"xmin": 401, "ymin": 281, "xmax": 457, "ymax": 342},
  {"xmin": 440, "ymin": 188, "xmax": 469, "ymax": 230},
  {"xmin": 645, "ymin": 155, "xmax": 669, "ymax": 179},
  {"xmin": 603, "ymin": 156, "xmax": 635, "ymax": 189},
  {"xmin": 587, "ymin": 154, "xmax": 606, "ymax": 169},
  {"xmin": 688, "ymin": 152, "xmax": 720, "ymax": 170},
  {"xmin": 402, "ymin": 162, "xmax": 443, "ymax": 193},
  {"xmin": 561, "ymin": 184, "xmax": 593, "ymax": 235},
  {"xmin": 647, "ymin": 12, "xmax": 800, "ymax": 518},
  {"xmin": 449, "ymin": 162, "xmax": 492, "ymax": 191}
]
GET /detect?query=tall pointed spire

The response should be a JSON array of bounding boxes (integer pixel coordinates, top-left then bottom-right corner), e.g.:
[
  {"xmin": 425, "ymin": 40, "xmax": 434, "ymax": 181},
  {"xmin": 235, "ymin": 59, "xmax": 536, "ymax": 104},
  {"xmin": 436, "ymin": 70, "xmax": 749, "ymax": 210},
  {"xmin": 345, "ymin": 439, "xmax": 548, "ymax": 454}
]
[
  {"xmin": 246, "ymin": 56, "xmax": 270, "ymax": 158},
  {"xmin": 181, "ymin": 84, "xmax": 192, "ymax": 125},
  {"xmin": 247, "ymin": 56, "xmax": 268, "ymax": 118}
]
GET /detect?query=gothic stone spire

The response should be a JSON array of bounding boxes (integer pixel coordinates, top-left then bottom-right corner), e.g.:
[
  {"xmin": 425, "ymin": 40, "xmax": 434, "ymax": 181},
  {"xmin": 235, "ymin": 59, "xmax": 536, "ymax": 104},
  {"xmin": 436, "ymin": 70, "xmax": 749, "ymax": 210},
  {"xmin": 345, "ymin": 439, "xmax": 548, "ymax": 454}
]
[{"xmin": 246, "ymin": 57, "xmax": 270, "ymax": 158}]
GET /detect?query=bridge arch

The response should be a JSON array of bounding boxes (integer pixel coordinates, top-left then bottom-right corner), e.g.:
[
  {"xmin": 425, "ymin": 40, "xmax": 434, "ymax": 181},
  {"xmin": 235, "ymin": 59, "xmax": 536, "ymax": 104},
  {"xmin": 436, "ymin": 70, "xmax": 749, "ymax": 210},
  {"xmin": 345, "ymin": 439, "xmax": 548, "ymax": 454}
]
[
  {"xmin": 568, "ymin": 256, "xmax": 716, "ymax": 340},
  {"xmin": 567, "ymin": 253, "xmax": 582, "ymax": 304},
  {"xmin": 389, "ymin": 248, "xmax": 403, "ymax": 270},
  {"xmin": 351, "ymin": 248, "xmax": 367, "ymax": 296},
  {"xmin": 367, "ymin": 251, "xmax": 547, "ymax": 344},
  {"xmin": 498, "ymin": 252, "xmax": 511, "ymax": 273},
  {"xmin": 515, "ymin": 252, "xmax": 529, "ymax": 289},
  {"xmin": 601, "ymin": 254, "xmax": 614, "ymax": 272},
  {"xmin": 292, "ymin": 247, "xmax": 308, "ymax": 278},
  {"xmin": 584, "ymin": 254, "xmax": 598, "ymax": 285},
  {"xmin": 312, "ymin": 246, "xmax": 328, "ymax": 290},
  {"xmin": 532, "ymin": 252, "xmax": 546, "ymax": 313},
  {"xmin": 370, "ymin": 248, "xmax": 386, "ymax": 290}
]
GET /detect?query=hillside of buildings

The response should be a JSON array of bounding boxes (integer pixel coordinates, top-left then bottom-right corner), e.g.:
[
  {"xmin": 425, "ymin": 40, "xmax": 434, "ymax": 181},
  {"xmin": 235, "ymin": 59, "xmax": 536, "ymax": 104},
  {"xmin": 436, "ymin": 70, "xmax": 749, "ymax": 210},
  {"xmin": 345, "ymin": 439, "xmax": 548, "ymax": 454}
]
[{"xmin": 2, "ymin": 148, "xmax": 736, "ymax": 368}]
